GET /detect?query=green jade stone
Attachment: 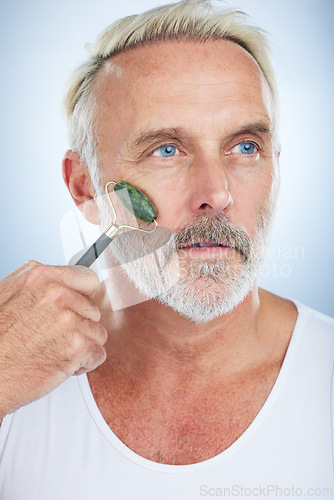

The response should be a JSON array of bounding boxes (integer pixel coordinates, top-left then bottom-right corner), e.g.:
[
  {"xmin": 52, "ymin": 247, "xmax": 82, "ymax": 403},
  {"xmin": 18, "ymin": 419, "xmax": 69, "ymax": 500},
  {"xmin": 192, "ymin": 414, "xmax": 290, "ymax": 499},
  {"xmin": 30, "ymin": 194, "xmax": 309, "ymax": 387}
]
[{"xmin": 114, "ymin": 181, "xmax": 158, "ymax": 223}]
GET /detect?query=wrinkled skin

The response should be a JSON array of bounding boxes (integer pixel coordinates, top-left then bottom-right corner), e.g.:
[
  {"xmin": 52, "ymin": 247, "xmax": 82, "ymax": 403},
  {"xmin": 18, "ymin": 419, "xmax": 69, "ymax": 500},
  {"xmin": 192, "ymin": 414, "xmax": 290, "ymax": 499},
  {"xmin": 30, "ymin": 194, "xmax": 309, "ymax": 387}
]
[{"xmin": 0, "ymin": 261, "xmax": 107, "ymax": 419}]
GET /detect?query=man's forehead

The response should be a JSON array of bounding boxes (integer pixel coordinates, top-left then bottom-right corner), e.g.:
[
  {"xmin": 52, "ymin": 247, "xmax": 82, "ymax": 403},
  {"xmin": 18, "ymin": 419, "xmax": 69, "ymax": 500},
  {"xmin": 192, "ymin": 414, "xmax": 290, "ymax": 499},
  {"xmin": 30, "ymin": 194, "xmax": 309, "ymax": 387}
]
[
  {"xmin": 93, "ymin": 39, "xmax": 275, "ymax": 146},
  {"xmin": 97, "ymin": 38, "xmax": 268, "ymax": 92}
]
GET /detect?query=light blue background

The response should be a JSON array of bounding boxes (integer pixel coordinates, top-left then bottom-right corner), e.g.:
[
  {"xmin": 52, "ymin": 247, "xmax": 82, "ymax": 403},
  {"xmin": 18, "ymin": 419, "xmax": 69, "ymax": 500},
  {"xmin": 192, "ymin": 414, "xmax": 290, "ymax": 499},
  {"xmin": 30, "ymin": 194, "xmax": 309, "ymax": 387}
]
[{"xmin": 0, "ymin": 0, "xmax": 333, "ymax": 316}]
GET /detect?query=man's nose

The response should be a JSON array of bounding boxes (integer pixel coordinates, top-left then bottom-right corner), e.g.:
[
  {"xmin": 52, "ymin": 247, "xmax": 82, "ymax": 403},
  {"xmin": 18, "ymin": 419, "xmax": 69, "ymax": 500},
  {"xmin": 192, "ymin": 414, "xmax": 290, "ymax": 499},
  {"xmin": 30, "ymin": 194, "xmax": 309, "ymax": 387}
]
[{"xmin": 188, "ymin": 155, "xmax": 233, "ymax": 215}]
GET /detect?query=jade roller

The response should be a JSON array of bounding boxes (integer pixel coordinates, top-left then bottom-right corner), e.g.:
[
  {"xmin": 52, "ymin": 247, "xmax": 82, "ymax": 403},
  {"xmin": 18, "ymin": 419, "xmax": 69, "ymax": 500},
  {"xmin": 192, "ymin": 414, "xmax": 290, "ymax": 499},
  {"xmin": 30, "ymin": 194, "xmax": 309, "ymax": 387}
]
[{"xmin": 75, "ymin": 180, "xmax": 158, "ymax": 268}]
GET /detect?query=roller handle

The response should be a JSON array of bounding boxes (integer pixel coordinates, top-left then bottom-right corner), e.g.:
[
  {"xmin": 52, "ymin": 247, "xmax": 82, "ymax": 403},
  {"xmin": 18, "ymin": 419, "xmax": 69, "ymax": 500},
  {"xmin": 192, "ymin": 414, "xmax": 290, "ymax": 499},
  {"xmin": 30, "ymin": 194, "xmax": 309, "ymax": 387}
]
[{"xmin": 75, "ymin": 232, "xmax": 112, "ymax": 268}]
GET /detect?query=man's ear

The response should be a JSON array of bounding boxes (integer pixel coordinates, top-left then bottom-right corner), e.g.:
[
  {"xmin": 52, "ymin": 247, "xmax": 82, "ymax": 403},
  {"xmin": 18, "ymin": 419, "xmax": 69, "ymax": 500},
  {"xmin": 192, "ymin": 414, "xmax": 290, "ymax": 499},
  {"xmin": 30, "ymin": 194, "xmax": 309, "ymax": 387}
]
[{"xmin": 62, "ymin": 150, "xmax": 100, "ymax": 224}]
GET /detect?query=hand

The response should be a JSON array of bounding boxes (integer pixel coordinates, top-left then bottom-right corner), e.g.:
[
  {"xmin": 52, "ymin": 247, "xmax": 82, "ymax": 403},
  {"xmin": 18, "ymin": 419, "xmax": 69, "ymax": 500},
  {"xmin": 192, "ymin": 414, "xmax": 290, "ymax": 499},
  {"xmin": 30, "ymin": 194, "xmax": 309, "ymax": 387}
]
[{"xmin": 0, "ymin": 261, "xmax": 107, "ymax": 419}]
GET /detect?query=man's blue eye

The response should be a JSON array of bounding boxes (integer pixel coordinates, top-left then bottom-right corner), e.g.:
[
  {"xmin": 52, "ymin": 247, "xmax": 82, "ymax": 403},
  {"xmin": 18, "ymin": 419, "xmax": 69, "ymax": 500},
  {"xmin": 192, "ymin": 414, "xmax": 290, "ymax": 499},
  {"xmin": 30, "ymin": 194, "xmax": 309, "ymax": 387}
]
[
  {"xmin": 153, "ymin": 145, "xmax": 177, "ymax": 157},
  {"xmin": 239, "ymin": 142, "xmax": 256, "ymax": 154}
]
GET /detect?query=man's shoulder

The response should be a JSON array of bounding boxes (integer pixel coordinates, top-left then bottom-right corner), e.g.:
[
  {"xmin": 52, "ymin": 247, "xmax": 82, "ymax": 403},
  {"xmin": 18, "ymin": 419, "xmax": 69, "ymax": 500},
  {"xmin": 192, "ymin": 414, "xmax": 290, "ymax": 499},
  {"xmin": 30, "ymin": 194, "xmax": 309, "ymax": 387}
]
[
  {"xmin": 295, "ymin": 300, "xmax": 334, "ymax": 329},
  {"xmin": 292, "ymin": 300, "xmax": 334, "ymax": 354}
]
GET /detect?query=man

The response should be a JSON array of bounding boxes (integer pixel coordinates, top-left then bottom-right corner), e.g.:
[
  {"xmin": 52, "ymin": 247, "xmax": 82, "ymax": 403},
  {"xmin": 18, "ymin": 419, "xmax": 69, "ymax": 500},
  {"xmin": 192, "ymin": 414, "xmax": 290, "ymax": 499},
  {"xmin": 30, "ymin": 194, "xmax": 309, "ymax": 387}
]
[{"xmin": 0, "ymin": 0, "xmax": 333, "ymax": 498}]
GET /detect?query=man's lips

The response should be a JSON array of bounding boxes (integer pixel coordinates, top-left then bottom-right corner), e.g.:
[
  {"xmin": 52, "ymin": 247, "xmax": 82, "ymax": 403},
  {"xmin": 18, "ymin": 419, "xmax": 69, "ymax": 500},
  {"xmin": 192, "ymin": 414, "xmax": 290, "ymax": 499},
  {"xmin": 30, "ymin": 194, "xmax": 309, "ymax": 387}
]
[
  {"xmin": 178, "ymin": 240, "xmax": 234, "ymax": 249},
  {"xmin": 176, "ymin": 241, "xmax": 236, "ymax": 259}
]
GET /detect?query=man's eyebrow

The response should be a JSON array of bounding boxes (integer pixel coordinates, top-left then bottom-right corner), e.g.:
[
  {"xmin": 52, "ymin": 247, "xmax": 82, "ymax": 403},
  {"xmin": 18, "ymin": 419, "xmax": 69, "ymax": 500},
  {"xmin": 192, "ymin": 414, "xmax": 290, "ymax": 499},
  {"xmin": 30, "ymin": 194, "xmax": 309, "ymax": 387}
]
[
  {"xmin": 133, "ymin": 128, "xmax": 188, "ymax": 148},
  {"xmin": 131, "ymin": 123, "xmax": 272, "ymax": 150},
  {"xmin": 230, "ymin": 122, "xmax": 273, "ymax": 138}
]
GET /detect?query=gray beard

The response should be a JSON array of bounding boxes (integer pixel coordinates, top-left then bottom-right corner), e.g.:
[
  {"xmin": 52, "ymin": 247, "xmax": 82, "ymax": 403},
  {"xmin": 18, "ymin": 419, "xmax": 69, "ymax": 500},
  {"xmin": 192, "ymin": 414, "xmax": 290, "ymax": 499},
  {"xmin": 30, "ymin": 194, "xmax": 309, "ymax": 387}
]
[{"xmin": 95, "ymin": 186, "xmax": 276, "ymax": 324}]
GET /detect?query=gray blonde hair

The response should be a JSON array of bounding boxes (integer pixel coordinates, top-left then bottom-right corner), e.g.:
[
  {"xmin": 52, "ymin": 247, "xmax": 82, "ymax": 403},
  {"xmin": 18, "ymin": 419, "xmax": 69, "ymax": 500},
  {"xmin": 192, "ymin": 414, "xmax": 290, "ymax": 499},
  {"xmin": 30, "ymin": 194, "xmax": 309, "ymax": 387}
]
[{"xmin": 63, "ymin": 0, "xmax": 277, "ymax": 187}]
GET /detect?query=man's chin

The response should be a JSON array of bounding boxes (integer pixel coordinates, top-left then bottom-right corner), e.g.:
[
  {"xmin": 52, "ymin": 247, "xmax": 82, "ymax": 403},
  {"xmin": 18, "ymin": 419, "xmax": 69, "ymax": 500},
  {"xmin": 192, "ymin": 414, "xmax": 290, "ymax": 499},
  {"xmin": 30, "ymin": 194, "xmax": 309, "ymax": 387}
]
[
  {"xmin": 155, "ymin": 289, "xmax": 243, "ymax": 324},
  {"xmin": 153, "ymin": 271, "xmax": 256, "ymax": 324},
  {"xmin": 107, "ymin": 244, "xmax": 258, "ymax": 322}
]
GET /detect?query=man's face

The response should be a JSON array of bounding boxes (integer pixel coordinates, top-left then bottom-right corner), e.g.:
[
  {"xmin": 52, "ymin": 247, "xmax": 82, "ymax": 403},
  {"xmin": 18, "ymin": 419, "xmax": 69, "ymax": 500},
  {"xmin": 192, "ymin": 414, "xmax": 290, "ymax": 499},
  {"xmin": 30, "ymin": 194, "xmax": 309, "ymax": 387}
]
[{"xmin": 91, "ymin": 39, "xmax": 279, "ymax": 322}]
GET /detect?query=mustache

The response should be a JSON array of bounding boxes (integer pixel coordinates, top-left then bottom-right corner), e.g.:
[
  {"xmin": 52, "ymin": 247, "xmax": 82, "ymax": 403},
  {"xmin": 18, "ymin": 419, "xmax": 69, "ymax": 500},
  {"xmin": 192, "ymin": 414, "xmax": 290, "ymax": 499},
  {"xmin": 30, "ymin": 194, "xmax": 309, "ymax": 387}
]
[
  {"xmin": 172, "ymin": 213, "xmax": 252, "ymax": 261},
  {"xmin": 71, "ymin": 212, "xmax": 254, "ymax": 268}
]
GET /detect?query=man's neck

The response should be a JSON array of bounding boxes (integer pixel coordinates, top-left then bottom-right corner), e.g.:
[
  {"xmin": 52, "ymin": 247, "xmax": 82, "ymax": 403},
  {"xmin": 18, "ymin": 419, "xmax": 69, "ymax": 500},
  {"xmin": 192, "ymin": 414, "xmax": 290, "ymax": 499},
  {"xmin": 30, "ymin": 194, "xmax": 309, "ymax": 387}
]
[
  {"xmin": 89, "ymin": 275, "xmax": 297, "ymax": 465},
  {"xmin": 93, "ymin": 278, "xmax": 288, "ymax": 389}
]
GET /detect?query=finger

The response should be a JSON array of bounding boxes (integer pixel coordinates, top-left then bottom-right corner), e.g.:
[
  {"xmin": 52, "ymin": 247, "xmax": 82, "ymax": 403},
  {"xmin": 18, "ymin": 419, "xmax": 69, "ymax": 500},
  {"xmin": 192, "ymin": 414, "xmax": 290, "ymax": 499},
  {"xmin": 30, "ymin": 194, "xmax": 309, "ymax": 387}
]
[
  {"xmin": 39, "ymin": 284, "xmax": 102, "ymax": 322},
  {"xmin": 3, "ymin": 260, "xmax": 41, "ymax": 280},
  {"xmin": 73, "ymin": 367, "xmax": 88, "ymax": 376},
  {"xmin": 54, "ymin": 265, "xmax": 100, "ymax": 296},
  {"xmin": 22, "ymin": 264, "xmax": 100, "ymax": 297},
  {"xmin": 0, "ymin": 261, "xmax": 43, "ymax": 305},
  {"xmin": 76, "ymin": 339, "xmax": 107, "ymax": 373},
  {"xmin": 78, "ymin": 317, "xmax": 108, "ymax": 345}
]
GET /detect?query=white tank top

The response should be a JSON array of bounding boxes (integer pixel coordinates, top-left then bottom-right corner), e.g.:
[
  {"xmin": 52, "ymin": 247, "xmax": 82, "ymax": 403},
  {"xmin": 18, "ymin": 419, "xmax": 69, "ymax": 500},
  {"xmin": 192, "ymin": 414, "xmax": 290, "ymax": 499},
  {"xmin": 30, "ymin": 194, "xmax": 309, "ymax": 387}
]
[{"xmin": 0, "ymin": 300, "xmax": 333, "ymax": 499}]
